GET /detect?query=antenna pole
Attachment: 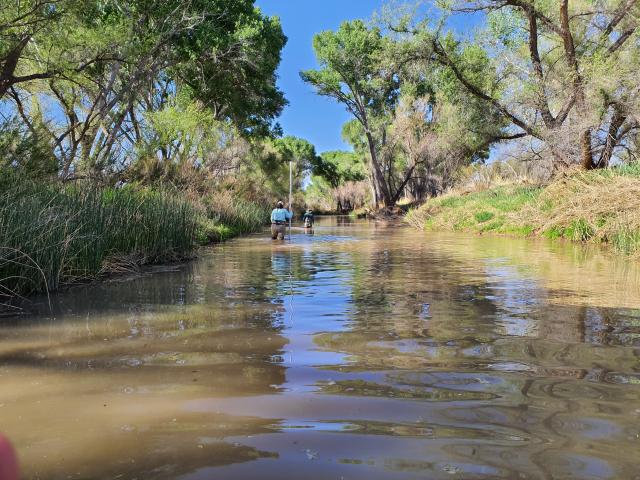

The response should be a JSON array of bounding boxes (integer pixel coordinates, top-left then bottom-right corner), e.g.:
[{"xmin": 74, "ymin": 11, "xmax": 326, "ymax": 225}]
[{"xmin": 289, "ymin": 159, "xmax": 293, "ymax": 239}]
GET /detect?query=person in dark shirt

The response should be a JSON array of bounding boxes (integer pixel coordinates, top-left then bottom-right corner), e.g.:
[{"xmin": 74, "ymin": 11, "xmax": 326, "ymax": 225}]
[{"xmin": 303, "ymin": 209, "xmax": 314, "ymax": 230}]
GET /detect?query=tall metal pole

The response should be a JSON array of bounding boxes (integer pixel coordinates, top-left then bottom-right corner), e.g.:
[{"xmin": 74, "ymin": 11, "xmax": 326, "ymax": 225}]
[{"xmin": 288, "ymin": 159, "xmax": 293, "ymax": 239}]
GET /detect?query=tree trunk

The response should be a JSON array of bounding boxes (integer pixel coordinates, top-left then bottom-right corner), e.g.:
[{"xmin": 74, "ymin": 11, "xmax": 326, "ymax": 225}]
[
  {"xmin": 580, "ymin": 129, "xmax": 594, "ymax": 170},
  {"xmin": 0, "ymin": 36, "xmax": 30, "ymax": 99},
  {"xmin": 597, "ymin": 106, "xmax": 625, "ymax": 168},
  {"xmin": 369, "ymin": 173, "xmax": 379, "ymax": 208},
  {"xmin": 364, "ymin": 130, "xmax": 392, "ymax": 207}
]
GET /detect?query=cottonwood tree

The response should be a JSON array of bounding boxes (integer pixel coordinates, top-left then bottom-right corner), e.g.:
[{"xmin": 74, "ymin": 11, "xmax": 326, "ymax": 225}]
[
  {"xmin": 301, "ymin": 20, "xmax": 398, "ymax": 207},
  {"xmin": 411, "ymin": 0, "xmax": 640, "ymax": 170},
  {"xmin": 383, "ymin": 37, "xmax": 508, "ymax": 199},
  {"xmin": 302, "ymin": 18, "xmax": 513, "ymax": 207},
  {"xmin": 3, "ymin": 0, "xmax": 287, "ymax": 180}
]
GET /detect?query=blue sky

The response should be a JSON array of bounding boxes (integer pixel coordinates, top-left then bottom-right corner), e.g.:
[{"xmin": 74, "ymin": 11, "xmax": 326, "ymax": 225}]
[{"xmin": 255, "ymin": 1, "xmax": 481, "ymax": 155}]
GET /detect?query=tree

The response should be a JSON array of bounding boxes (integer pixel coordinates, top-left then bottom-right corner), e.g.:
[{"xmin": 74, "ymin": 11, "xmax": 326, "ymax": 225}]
[
  {"xmin": 170, "ymin": 2, "xmax": 287, "ymax": 137},
  {"xmin": 2, "ymin": 0, "xmax": 288, "ymax": 180},
  {"xmin": 412, "ymin": 0, "xmax": 640, "ymax": 170},
  {"xmin": 307, "ymin": 150, "xmax": 367, "ymax": 211},
  {"xmin": 1, "ymin": 0, "xmax": 66, "ymax": 98},
  {"xmin": 312, "ymin": 150, "xmax": 366, "ymax": 188},
  {"xmin": 302, "ymin": 18, "xmax": 512, "ymax": 207},
  {"xmin": 301, "ymin": 20, "xmax": 398, "ymax": 207}
]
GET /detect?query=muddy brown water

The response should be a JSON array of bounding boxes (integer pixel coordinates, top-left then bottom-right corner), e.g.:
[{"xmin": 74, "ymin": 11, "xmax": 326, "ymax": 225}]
[{"xmin": 1, "ymin": 217, "xmax": 640, "ymax": 480}]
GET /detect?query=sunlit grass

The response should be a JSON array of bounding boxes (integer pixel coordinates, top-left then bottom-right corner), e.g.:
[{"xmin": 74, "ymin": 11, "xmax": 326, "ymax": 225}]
[{"xmin": 406, "ymin": 163, "xmax": 640, "ymax": 256}]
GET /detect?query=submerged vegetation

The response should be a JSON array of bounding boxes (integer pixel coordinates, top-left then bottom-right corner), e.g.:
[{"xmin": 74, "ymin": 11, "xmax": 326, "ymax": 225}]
[{"xmin": 406, "ymin": 164, "xmax": 640, "ymax": 256}]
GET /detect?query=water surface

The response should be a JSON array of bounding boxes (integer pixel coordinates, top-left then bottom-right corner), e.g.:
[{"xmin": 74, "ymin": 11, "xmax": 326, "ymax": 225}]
[{"xmin": 1, "ymin": 217, "xmax": 640, "ymax": 479}]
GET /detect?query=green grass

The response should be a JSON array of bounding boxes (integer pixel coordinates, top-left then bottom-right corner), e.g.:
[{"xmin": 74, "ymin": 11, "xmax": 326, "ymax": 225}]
[
  {"xmin": 611, "ymin": 224, "xmax": 640, "ymax": 255},
  {"xmin": 406, "ymin": 185, "xmax": 543, "ymax": 237},
  {"xmin": 0, "ymin": 174, "xmax": 198, "ymax": 302},
  {"xmin": 198, "ymin": 197, "xmax": 270, "ymax": 244},
  {"xmin": 196, "ymin": 219, "xmax": 243, "ymax": 244},
  {"xmin": 543, "ymin": 226, "xmax": 564, "ymax": 240},
  {"xmin": 208, "ymin": 199, "xmax": 270, "ymax": 235},
  {"xmin": 474, "ymin": 211, "xmax": 494, "ymax": 223},
  {"xmin": 565, "ymin": 218, "xmax": 595, "ymax": 242},
  {"xmin": 406, "ymin": 164, "xmax": 640, "ymax": 257}
]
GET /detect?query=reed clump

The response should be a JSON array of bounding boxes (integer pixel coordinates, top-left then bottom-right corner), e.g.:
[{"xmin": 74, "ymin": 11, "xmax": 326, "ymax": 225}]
[
  {"xmin": 196, "ymin": 190, "xmax": 270, "ymax": 243},
  {"xmin": 406, "ymin": 163, "xmax": 640, "ymax": 256},
  {"xmin": 0, "ymin": 175, "xmax": 198, "ymax": 303}
]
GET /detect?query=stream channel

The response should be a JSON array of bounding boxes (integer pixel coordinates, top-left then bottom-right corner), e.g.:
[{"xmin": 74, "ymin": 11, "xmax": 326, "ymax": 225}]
[{"xmin": 1, "ymin": 216, "xmax": 639, "ymax": 479}]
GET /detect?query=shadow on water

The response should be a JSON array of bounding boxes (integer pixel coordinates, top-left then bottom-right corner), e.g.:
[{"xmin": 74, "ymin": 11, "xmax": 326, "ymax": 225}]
[{"xmin": 1, "ymin": 216, "xmax": 639, "ymax": 479}]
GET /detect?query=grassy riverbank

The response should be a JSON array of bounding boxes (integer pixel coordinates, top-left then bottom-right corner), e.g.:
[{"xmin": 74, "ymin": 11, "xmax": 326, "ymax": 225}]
[
  {"xmin": 406, "ymin": 164, "xmax": 640, "ymax": 256},
  {"xmin": 0, "ymin": 176, "xmax": 269, "ymax": 305}
]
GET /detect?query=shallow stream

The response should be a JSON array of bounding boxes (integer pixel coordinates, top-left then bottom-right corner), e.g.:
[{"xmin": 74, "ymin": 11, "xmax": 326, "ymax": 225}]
[{"xmin": 1, "ymin": 217, "xmax": 639, "ymax": 479}]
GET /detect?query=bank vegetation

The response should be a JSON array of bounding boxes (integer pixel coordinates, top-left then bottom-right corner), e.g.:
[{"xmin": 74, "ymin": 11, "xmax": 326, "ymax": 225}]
[
  {"xmin": 0, "ymin": 0, "xmax": 321, "ymax": 305},
  {"xmin": 406, "ymin": 162, "xmax": 640, "ymax": 256},
  {"xmin": 2, "ymin": 0, "xmax": 640, "ymax": 305},
  {"xmin": 303, "ymin": 1, "xmax": 639, "ymax": 214}
]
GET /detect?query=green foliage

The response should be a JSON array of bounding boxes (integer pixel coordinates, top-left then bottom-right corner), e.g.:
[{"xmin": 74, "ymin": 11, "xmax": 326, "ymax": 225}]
[
  {"xmin": 474, "ymin": 211, "xmax": 494, "ymax": 223},
  {"xmin": 300, "ymin": 20, "xmax": 394, "ymax": 110},
  {"xmin": 407, "ymin": 167, "xmax": 640, "ymax": 257},
  {"xmin": 543, "ymin": 226, "xmax": 565, "ymax": 240},
  {"xmin": 612, "ymin": 225, "xmax": 640, "ymax": 256},
  {"xmin": 272, "ymin": 136, "xmax": 319, "ymax": 171},
  {"xmin": 479, "ymin": 219, "xmax": 505, "ymax": 232},
  {"xmin": 171, "ymin": 3, "xmax": 288, "ymax": 136},
  {"xmin": 302, "ymin": 16, "xmax": 509, "ymax": 205},
  {"xmin": 0, "ymin": 173, "xmax": 198, "ymax": 300},
  {"xmin": 243, "ymin": 135, "xmax": 317, "ymax": 202},
  {"xmin": 405, "ymin": 185, "xmax": 543, "ymax": 236},
  {"xmin": 607, "ymin": 162, "xmax": 640, "ymax": 178},
  {"xmin": 487, "ymin": 8, "xmax": 526, "ymax": 48},
  {"xmin": 204, "ymin": 196, "xmax": 270, "ymax": 237},
  {"xmin": 2, "ymin": 0, "xmax": 288, "ymax": 179},
  {"xmin": 311, "ymin": 150, "xmax": 366, "ymax": 188},
  {"xmin": 301, "ymin": 19, "xmax": 401, "ymax": 205},
  {"xmin": 196, "ymin": 195, "xmax": 270, "ymax": 245},
  {"xmin": 0, "ymin": 117, "xmax": 57, "ymax": 178},
  {"xmin": 304, "ymin": 175, "xmax": 335, "ymax": 212}
]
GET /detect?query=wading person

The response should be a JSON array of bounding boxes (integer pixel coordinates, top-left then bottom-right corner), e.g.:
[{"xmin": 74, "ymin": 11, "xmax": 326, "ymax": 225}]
[
  {"xmin": 270, "ymin": 200, "xmax": 292, "ymax": 240},
  {"xmin": 303, "ymin": 209, "xmax": 314, "ymax": 230}
]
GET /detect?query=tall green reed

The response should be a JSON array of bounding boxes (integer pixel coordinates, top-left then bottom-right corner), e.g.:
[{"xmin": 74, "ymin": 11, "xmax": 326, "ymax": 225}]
[
  {"xmin": 0, "ymin": 175, "xmax": 198, "ymax": 301},
  {"xmin": 203, "ymin": 193, "xmax": 270, "ymax": 234}
]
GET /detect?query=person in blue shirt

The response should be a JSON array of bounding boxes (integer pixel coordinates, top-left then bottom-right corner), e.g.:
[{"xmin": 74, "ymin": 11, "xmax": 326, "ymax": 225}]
[{"xmin": 270, "ymin": 200, "xmax": 293, "ymax": 240}]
